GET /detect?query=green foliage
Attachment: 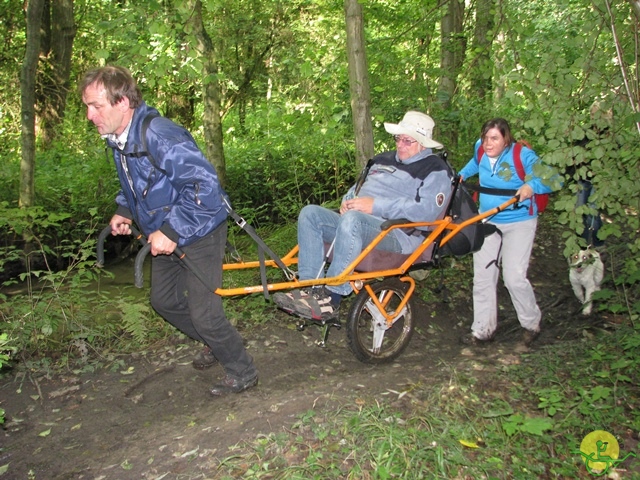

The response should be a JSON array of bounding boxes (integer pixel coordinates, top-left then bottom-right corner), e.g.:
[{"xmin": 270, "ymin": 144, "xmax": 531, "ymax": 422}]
[
  {"xmin": 502, "ymin": 414, "xmax": 554, "ymax": 437},
  {"xmin": 0, "ymin": 334, "xmax": 12, "ymax": 368},
  {"xmin": 117, "ymin": 297, "xmax": 154, "ymax": 345},
  {"xmin": 225, "ymin": 105, "xmax": 357, "ymax": 224},
  {"xmin": 33, "ymin": 127, "xmax": 120, "ymax": 221},
  {"xmin": 0, "ymin": 207, "xmax": 168, "ymax": 369}
]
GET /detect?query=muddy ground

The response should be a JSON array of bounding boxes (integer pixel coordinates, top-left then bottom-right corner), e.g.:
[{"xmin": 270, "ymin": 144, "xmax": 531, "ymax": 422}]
[{"xmin": 0, "ymin": 217, "xmax": 611, "ymax": 479}]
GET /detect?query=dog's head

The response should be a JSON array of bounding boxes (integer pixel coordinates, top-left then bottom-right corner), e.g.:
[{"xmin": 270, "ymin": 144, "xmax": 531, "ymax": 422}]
[{"xmin": 568, "ymin": 248, "xmax": 601, "ymax": 273}]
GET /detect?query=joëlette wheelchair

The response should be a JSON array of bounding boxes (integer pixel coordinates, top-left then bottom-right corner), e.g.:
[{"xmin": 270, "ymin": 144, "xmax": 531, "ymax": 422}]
[{"xmin": 96, "ymin": 177, "xmax": 518, "ymax": 365}]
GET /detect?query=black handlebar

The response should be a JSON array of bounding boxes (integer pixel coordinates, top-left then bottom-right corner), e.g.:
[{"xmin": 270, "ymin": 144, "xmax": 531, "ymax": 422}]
[
  {"xmin": 96, "ymin": 224, "xmax": 148, "ymax": 267},
  {"xmin": 96, "ymin": 225, "xmax": 214, "ymax": 291},
  {"xmin": 95, "ymin": 225, "xmax": 113, "ymax": 267},
  {"xmin": 134, "ymin": 243, "xmax": 152, "ymax": 288}
]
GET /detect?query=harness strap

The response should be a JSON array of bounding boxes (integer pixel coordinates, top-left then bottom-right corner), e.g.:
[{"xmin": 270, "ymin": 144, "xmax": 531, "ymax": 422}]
[
  {"xmin": 463, "ymin": 182, "xmax": 529, "ymax": 213},
  {"xmin": 257, "ymin": 246, "xmax": 268, "ymax": 300},
  {"xmin": 222, "ymin": 196, "xmax": 297, "ymax": 299},
  {"xmin": 127, "ymin": 113, "xmax": 161, "ymax": 161},
  {"xmin": 354, "ymin": 158, "xmax": 374, "ymax": 196},
  {"xmin": 462, "ymin": 181, "xmax": 518, "ymax": 197}
]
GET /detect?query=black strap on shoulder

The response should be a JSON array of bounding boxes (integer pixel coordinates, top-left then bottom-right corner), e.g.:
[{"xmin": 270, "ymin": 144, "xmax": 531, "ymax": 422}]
[
  {"xmin": 126, "ymin": 113, "xmax": 161, "ymax": 164},
  {"xmin": 140, "ymin": 113, "xmax": 160, "ymax": 155},
  {"xmin": 354, "ymin": 158, "xmax": 374, "ymax": 196},
  {"xmin": 435, "ymin": 151, "xmax": 463, "ymax": 225}
]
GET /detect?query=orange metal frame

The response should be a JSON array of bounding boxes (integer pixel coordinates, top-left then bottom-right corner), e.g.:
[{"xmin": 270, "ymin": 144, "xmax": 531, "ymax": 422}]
[{"xmin": 217, "ymin": 197, "xmax": 519, "ymax": 326}]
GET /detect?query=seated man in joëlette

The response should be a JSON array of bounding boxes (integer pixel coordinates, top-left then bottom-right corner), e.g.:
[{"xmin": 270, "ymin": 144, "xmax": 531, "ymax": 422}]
[{"xmin": 273, "ymin": 111, "xmax": 452, "ymax": 321}]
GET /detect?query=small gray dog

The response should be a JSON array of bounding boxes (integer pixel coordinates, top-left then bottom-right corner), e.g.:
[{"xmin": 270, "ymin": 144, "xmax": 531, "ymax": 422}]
[{"xmin": 569, "ymin": 248, "xmax": 604, "ymax": 315}]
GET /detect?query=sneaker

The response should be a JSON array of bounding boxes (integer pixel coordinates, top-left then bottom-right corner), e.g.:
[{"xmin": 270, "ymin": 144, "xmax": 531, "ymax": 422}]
[
  {"xmin": 460, "ymin": 332, "xmax": 494, "ymax": 346},
  {"xmin": 522, "ymin": 328, "xmax": 540, "ymax": 347},
  {"xmin": 210, "ymin": 374, "xmax": 258, "ymax": 396},
  {"xmin": 273, "ymin": 287, "xmax": 338, "ymax": 321},
  {"xmin": 192, "ymin": 346, "xmax": 217, "ymax": 370}
]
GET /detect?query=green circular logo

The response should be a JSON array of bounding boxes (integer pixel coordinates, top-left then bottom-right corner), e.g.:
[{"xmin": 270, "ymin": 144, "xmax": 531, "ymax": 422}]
[{"xmin": 579, "ymin": 430, "xmax": 620, "ymax": 472}]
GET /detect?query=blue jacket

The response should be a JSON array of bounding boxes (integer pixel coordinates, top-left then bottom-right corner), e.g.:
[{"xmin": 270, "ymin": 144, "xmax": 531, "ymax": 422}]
[
  {"xmin": 458, "ymin": 139, "xmax": 554, "ymax": 224},
  {"xmin": 343, "ymin": 149, "xmax": 453, "ymax": 253},
  {"xmin": 106, "ymin": 102, "xmax": 227, "ymax": 247}
]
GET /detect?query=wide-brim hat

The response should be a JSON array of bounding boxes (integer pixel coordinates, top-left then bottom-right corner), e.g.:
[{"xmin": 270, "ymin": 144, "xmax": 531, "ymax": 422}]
[{"xmin": 384, "ymin": 111, "xmax": 443, "ymax": 149}]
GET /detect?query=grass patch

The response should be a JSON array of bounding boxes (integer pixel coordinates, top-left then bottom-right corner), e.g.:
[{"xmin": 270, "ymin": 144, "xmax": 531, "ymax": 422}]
[{"xmin": 214, "ymin": 325, "xmax": 640, "ymax": 479}]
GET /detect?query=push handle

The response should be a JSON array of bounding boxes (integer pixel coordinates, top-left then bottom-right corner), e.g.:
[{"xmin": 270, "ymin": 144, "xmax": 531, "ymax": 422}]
[
  {"xmin": 134, "ymin": 243, "xmax": 152, "ymax": 288},
  {"xmin": 96, "ymin": 224, "xmax": 147, "ymax": 267},
  {"xmin": 95, "ymin": 225, "xmax": 113, "ymax": 267},
  {"xmin": 97, "ymin": 225, "xmax": 208, "ymax": 290}
]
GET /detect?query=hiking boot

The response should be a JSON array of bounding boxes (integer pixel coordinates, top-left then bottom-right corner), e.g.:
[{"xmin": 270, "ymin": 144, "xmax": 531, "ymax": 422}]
[
  {"xmin": 273, "ymin": 287, "xmax": 339, "ymax": 321},
  {"xmin": 522, "ymin": 328, "xmax": 540, "ymax": 347},
  {"xmin": 460, "ymin": 332, "xmax": 494, "ymax": 346},
  {"xmin": 210, "ymin": 374, "xmax": 258, "ymax": 396},
  {"xmin": 192, "ymin": 346, "xmax": 217, "ymax": 370}
]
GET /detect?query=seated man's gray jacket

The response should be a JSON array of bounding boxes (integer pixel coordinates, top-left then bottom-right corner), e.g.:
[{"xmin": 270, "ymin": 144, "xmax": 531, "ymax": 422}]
[{"xmin": 343, "ymin": 149, "xmax": 452, "ymax": 254}]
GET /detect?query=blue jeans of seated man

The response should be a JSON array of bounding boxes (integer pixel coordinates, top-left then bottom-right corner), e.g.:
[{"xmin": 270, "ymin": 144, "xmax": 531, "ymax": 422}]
[{"xmin": 297, "ymin": 204, "xmax": 403, "ymax": 296}]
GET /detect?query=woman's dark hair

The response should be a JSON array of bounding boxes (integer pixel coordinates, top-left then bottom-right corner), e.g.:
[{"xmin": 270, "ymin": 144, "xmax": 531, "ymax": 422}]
[
  {"xmin": 480, "ymin": 118, "xmax": 515, "ymax": 145},
  {"xmin": 79, "ymin": 66, "xmax": 143, "ymax": 108}
]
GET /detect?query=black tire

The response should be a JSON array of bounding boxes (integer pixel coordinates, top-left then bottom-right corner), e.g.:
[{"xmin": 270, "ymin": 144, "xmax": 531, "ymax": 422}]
[{"xmin": 346, "ymin": 278, "xmax": 415, "ymax": 364}]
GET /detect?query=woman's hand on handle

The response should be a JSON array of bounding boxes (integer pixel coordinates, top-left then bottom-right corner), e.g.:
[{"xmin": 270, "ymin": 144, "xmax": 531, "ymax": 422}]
[{"xmin": 516, "ymin": 184, "xmax": 533, "ymax": 201}]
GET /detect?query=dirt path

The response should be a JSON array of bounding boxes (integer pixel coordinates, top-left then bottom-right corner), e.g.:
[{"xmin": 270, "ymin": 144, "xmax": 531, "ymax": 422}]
[{"xmin": 0, "ymin": 218, "xmax": 600, "ymax": 479}]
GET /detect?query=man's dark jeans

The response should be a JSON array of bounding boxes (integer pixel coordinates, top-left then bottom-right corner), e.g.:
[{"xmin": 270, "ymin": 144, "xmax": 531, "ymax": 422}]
[{"xmin": 150, "ymin": 222, "xmax": 256, "ymax": 380}]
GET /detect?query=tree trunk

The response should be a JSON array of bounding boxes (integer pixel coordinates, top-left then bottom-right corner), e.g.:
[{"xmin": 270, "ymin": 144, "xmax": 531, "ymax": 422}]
[
  {"xmin": 470, "ymin": 0, "xmax": 494, "ymax": 104},
  {"xmin": 186, "ymin": 0, "xmax": 227, "ymax": 187},
  {"xmin": 436, "ymin": 0, "xmax": 466, "ymax": 151},
  {"xmin": 20, "ymin": 0, "xmax": 46, "ymax": 208},
  {"xmin": 344, "ymin": 0, "xmax": 374, "ymax": 169},
  {"xmin": 37, "ymin": 0, "xmax": 76, "ymax": 147}
]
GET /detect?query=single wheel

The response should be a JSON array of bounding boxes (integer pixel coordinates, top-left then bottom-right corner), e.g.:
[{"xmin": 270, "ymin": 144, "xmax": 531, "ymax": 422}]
[{"xmin": 346, "ymin": 278, "xmax": 414, "ymax": 364}]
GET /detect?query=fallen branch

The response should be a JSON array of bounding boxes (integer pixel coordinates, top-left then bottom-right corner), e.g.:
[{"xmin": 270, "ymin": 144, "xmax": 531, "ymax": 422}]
[{"xmin": 123, "ymin": 365, "xmax": 175, "ymax": 397}]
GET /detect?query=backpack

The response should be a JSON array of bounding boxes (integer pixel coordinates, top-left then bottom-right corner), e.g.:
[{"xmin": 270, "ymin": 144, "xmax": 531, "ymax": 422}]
[
  {"xmin": 438, "ymin": 177, "xmax": 489, "ymax": 257},
  {"xmin": 436, "ymin": 149, "xmax": 499, "ymax": 257},
  {"xmin": 477, "ymin": 141, "xmax": 549, "ymax": 215}
]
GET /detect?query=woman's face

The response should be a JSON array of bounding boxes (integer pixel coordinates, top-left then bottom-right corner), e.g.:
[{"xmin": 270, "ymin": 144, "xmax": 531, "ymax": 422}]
[{"xmin": 482, "ymin": 127, "xmax": 508, "ymax": 157}]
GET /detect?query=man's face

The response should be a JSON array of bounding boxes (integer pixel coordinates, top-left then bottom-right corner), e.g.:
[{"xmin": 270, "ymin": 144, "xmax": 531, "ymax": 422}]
[
  {"xmin": 82, "ymin": 82, "xmax": 131, "ymax": 136},
  {"xmin": 394, "ymin": 135, "xmax": 423, "ymax": 161}
]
